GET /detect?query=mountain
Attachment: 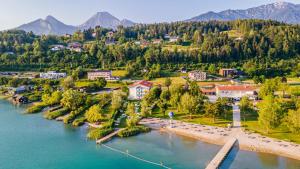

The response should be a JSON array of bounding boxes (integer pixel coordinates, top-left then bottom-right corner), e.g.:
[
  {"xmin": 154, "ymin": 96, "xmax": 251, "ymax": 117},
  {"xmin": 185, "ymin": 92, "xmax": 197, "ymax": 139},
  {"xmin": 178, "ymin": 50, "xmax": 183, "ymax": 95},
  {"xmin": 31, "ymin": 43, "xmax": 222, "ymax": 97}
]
[
  {"xmin": 16, "ymin": 12, "xmax": 135, "ymax": 35},
  {"xmin": 17, "ymin": 15, "xmax": 77, "ymax": 35},
  {"xmin": 78, "ymin": 12, "xmax": 135, "ymax": 30},
  {"xmin": 187, "ymin": 2, "xmax": 300, "ymax": 24}
]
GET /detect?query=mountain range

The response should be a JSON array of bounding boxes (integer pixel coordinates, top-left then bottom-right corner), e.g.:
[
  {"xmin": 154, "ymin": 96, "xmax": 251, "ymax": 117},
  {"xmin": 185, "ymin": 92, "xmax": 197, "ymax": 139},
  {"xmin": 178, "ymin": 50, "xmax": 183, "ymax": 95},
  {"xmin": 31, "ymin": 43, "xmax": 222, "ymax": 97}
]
[
  {"xmin": 17, "ymin": 12, "xmax": 135, "ymax": 35},
  {"xmin": 16, "ymin": 2, "xmax": 300, "ymax": 35},
  {"xmin": 187, "ymin": 2, "xmax": 300, "ymax": 23}
]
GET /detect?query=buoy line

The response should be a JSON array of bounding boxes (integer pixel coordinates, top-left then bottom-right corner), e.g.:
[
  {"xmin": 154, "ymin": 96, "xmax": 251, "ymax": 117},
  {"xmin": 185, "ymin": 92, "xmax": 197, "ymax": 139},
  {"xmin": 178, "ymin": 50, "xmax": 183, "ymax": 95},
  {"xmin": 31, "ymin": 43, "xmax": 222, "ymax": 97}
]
[{"xmin": 100, "ymin": 144, "xmax": 172, "ymax": 169}]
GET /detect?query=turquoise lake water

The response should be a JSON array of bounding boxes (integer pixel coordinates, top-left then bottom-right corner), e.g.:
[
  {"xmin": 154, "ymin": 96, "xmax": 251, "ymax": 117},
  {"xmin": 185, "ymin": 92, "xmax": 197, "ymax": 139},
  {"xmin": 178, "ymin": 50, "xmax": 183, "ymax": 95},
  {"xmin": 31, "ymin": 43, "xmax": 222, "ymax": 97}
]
[{"xmin": 0, "ymin": 99, "xmax": 300, "ymax": 169}]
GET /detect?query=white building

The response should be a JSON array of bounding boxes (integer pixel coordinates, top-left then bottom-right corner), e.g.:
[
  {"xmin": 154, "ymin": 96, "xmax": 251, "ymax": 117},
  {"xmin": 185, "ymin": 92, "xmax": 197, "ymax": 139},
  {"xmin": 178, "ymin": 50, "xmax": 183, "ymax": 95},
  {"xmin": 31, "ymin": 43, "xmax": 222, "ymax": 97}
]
[
  {"xmin": 51, "ymin": 45, "xmax": 65, "ymax": 51},
  {"xmin": 188, "ymin": 71, "xmax": 207, "ymax": 81},
  {"xmin": 216, "ymin": 85, "xmax": 257, "ymax": 99},
  {"xmin": 40, "ymin": 71, "xmax": 67, "ymax": 80},
  {"xmin": 87, "ymin": 70, "xmax": 120, "ymax": 81},
  {"xmin": 169, "ymin": 36, "xmax": 179, "ymax": 43},
  {"xmin": 128, "ymin": 80, "xmax": 153, "ymax": 100}
]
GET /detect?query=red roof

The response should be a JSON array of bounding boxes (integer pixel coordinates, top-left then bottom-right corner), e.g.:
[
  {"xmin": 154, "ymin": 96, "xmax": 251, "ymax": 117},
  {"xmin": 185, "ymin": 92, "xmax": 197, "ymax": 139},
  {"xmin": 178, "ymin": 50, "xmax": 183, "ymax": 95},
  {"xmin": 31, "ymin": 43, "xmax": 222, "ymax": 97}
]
[
  {"xmin": 216, "ymin": 85, "xmax": 256, "ymax": 91},
  {"xmin": 129, "ymin": 80, "xmax": 153, "ymax": 88},
  {"xmin": 201, "ymin": 88, "xmax": 216, "ymax": 93}
]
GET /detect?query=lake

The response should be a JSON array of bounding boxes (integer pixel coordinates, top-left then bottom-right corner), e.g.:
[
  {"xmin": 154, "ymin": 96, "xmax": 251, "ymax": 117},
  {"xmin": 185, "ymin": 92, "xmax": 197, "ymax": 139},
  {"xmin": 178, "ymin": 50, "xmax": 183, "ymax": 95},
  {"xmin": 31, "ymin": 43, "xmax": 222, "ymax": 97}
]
[{"xmin": 0, "ymin": 99, "xmax": 300, "ymax": 169}]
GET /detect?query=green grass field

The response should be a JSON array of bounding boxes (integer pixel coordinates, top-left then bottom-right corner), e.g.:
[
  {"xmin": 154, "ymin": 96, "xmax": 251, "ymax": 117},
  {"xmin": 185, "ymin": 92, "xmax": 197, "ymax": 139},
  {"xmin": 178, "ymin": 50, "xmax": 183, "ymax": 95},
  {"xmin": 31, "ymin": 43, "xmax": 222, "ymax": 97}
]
[
  {"xmin": 151, "ymin": 107, "xmax": 233, "ymax": 127},
  {"xmin": 221, "ymin": 30, "xmax": 244, "ymax": 38},
  {"xmin": 241, "ymin": 109, "xmax": 300, "ymax": 144},
  {"xmin": 112, "ymin": 70, "xmax": 127, "ymax": 77}
]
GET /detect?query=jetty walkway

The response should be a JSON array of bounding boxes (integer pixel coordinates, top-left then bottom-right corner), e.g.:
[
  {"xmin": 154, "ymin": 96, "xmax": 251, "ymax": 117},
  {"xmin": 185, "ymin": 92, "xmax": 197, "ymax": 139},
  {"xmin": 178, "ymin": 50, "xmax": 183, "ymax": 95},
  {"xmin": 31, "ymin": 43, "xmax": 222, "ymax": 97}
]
[
  {"xmin": 96, "ymin": 129, "xmax": 124, "ymax": 144},
  {"xmin": 205, "ymin": 138, "xmax": 237, "ymax": 169}
]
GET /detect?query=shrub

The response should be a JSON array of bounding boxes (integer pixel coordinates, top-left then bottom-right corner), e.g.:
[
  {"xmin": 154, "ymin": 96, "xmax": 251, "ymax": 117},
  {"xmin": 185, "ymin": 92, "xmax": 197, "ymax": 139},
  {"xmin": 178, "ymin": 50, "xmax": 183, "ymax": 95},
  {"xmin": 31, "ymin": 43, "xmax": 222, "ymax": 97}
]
[
  {"xmin": 26, "ymin": 103, "xmax": 47, "ymax": 114},
  {"xmin": 72, "ymin": 117, "xmax": 86, "ymax": 127},
  {"xmin": 87, "ymin": 128, "xmax": 113, "ymax": 140},
  {"xmin": 44, "ymin": 108, "xmax": 69, "ymax": 120},
  {"xmin": 118, "ymin": 126, "xmax": 150, "ymax": 138}
]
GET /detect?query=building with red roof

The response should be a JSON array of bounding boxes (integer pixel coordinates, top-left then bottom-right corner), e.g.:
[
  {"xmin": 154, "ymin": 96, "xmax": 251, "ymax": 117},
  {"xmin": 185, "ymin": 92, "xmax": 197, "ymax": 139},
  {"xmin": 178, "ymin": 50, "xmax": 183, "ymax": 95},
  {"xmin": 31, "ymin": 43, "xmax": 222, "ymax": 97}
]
[
  {"xmin": 216, "ymin": 85, "xmax": 258, "ymax": 99},
  {"xmin": 128, "ymin": 80, "xmax": 153, "ymax": 100}
]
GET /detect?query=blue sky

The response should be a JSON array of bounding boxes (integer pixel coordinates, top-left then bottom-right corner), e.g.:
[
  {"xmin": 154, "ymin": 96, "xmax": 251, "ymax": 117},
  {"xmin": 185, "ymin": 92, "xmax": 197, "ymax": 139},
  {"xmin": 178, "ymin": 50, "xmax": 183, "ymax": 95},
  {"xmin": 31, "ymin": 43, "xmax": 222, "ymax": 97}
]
[{"xmin": 0, "ymin": 0, "xmax": 299, "ymax": 30}]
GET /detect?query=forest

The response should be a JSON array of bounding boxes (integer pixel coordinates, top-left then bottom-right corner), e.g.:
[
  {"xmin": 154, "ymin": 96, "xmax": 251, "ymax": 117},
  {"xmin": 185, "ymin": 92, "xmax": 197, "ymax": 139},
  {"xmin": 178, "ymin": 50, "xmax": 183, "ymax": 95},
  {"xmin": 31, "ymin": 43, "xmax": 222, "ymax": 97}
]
[{"xmin": 0, "ymin": 19, "xmax": 300, "ymax": 78}]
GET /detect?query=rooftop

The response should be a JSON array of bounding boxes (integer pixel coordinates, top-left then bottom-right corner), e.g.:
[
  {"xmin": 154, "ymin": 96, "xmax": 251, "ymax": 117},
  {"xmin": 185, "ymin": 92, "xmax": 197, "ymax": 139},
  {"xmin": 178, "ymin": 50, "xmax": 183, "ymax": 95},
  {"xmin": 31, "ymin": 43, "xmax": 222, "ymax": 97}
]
[
  {"xmin": 129, "ymin": 80, "xmax": 153, "ymax": 88},
  {"xmin": 216, "ymin": 85, "xmax": 257, "ymax": 91}
]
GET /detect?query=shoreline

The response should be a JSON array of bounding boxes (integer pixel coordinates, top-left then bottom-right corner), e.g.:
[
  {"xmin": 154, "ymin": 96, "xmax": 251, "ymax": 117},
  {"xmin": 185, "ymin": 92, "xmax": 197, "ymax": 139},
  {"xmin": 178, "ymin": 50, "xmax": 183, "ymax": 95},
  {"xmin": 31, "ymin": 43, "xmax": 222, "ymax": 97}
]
[{"xmin": 140, "ymin": 118, "xmax": 300, "ymax": 161}]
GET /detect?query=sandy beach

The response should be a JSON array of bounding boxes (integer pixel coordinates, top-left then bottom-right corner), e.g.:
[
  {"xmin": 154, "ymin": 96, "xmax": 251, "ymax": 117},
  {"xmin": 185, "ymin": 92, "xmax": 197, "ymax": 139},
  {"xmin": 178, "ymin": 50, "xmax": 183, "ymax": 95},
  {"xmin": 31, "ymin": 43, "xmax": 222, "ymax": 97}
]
[{"xmin": 139, "ymin": 118, "xmax": 300, "ymax": 161}]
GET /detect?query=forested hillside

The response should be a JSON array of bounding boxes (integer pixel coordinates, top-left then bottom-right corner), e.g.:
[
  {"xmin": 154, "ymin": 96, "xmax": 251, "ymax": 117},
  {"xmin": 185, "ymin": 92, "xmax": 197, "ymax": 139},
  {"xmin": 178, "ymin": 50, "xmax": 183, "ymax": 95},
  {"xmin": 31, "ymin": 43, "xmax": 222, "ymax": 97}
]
[{"xmin": 1, "ymin": 20, "xmax": 300, "ymax": 78}]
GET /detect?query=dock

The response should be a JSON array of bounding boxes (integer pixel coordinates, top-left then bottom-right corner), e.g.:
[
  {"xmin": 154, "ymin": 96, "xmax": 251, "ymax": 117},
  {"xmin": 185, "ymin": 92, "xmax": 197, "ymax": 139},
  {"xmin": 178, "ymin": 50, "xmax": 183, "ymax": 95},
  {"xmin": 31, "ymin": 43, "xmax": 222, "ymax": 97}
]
[
  {"xmin": 96, "ymin": 129, "xmax": 124, "ymax": 144},
  {"xmin": 205, "ymin": 138, "xmax": 237, "ymax": 169}
]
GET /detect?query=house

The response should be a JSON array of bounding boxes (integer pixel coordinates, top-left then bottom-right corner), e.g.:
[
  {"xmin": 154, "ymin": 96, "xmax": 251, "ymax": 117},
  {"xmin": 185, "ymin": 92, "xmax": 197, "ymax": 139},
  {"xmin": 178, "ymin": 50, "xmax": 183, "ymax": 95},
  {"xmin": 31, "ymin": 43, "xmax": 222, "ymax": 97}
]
[
  {"xmin": 107, "ymin": 31, "xmax": 114, "ymax": 38},
  {"xmin": 188, "ymin": 71, "xmax": 207, "ymax": 81},
  {"xmin": 13, "ymin": 95, "xmax": 29, "ymax": 104},
  {"xmin": 169, "ymin": 36, "xmax": 179, "ymax": 43},
  {"xmin": 64, "ymin": 34, "xmax": 72, "ymax": 38},
  {"xmin": 87, "ymin": 70, "xmax": 119, "ymax": 81},
  {"xmin": 128, "ymin": 80, "xmax": 153, "ymax": 100},
  {"xmin": 68, "ymin": 42, "xmax": 82, "ymax": 52},
  {"xmin": 216, "ymin": 85, "xmax": 258, "ymax": 99},
  {"xmin": 10, "ymin": 86, "xmax": 27, "ymax": 95},
  {"xmin": 51, "ymin": 45, "xmax": 65, "ymax": 51},
  {"xmin": 219, "ymin": 68, "xmax": 237, "ymax": 77},
  {"xmin": 40, "ymin": 71, "xmax": 67, "ymax": 79},
  {"xmin": 152, "ymin": 39, "xmax": 162, "ymax": 44}
]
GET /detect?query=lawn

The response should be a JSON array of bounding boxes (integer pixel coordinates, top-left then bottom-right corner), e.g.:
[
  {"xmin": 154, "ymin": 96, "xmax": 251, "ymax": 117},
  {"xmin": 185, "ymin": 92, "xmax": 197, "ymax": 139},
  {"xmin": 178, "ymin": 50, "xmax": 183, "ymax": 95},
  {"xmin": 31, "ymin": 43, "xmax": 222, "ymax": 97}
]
[
  {"xmin": 75, "ymin": 80, "xmax": 124, "ymax": 89},
  {"xmin": 151, "ymin": 107, "xmax": 233, "ymax": 127},
  {"xmin": 241, "ymin": 109, "xmax": 300, "ymax": 144},
  {"xmin": 150, "ymin": 77, "xmax": 187, "ymax": 86},
  {"xmin": 221, "ymin": 30, "xmax": 244, "ymax": 38},
  {"xmin": 112, "ymin": 70, "xmax": 127, "ymax": 77}
]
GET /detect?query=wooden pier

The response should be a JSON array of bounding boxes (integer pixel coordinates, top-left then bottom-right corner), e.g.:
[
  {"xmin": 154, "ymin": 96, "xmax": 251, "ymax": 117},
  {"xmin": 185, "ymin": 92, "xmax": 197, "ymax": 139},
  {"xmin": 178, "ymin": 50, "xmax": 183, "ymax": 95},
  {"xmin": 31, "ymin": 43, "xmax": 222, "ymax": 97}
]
[
  {"xmin": 96, "ymin": 129, "xmax": 124, "ymax": 144},
  {"xmin": 205, "ymin": 138, "xmax": 237, "ymax": 169}
]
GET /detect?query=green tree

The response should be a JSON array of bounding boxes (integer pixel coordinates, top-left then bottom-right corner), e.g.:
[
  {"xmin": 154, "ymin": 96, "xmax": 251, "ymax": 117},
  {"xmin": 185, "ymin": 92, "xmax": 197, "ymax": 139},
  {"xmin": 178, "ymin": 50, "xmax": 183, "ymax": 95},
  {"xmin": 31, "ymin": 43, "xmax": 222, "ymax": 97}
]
[
  {"xmin": 61, "ymin": 76, "xmax": 75, "ymax": 90},
  {"xmin": 85, "ymin": 105, "xmax": 103, "ymax": 123},
  {"xmin": 285, "ymin": 108, "xmax": 300, "ymax": 133},
  {"xmin": 111, "ymin": 91, "xmax": 126, "ymax": 111},
  {"xmin": 164, "ymin": 77, "xmax": 172, "ymax": 91},
  {"xmin": 258, "ymin": 95, "xmax": 283, "ymax": 133},
  {"xmin": 61, "ymin": 89, "xmax": 85, "ymax": 110},
  {"xmin": 179, "ymin": 93, "xmax": 196, "ymax": 119}
]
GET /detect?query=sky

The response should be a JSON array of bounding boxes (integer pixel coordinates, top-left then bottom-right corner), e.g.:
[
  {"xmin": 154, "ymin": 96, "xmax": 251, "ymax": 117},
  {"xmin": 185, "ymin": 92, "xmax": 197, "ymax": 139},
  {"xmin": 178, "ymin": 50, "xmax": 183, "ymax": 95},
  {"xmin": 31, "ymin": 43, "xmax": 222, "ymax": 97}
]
[{"xmin": 0, "ymin": 0, "xmax": 299, "ymax": 30}]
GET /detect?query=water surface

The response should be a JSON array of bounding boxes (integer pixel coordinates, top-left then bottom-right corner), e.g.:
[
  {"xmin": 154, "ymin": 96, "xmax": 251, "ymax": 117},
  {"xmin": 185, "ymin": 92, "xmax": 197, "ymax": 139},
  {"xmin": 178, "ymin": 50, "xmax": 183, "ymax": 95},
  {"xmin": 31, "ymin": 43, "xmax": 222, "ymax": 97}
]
[{"xmin": 0, "ymin": 99, "xmax": 300, "ymax": 169}]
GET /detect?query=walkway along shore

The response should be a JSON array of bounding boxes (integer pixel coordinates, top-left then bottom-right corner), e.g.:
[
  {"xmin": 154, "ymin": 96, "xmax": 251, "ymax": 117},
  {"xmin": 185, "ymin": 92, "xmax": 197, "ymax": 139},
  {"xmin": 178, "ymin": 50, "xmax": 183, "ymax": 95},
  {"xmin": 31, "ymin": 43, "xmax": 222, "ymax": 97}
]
[{"xmin": 139, "ymin": 118, "xmax": 300, "ymax": 161}]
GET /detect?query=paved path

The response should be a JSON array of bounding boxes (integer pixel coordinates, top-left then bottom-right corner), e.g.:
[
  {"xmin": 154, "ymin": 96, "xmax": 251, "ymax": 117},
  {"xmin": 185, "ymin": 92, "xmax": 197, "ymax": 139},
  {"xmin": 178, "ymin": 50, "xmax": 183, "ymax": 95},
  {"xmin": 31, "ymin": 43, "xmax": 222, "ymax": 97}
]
[
  {"xmin": 205, "ymin": 138, "xmax": 237, "ymax": 169},
  {"xmin": 139, "ymin": 117, "xmax": 300, "ymax": 162},
  {"xmin": 96, "ymin": 129, "xmax": 124, "ymax": 144},
  {"xmin": 232, "ymin": 104, "xmax": 241, "ymax": 128}
]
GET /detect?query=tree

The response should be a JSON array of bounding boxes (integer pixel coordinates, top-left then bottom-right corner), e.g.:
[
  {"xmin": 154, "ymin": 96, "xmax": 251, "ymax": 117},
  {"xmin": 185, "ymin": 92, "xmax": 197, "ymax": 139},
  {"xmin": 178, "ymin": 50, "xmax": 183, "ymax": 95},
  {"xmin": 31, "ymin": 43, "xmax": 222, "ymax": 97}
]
[
  {"xmin": 111, "ymin": 91, "xmax": 126, "ymax": 111},
  {"xmin": 85, "ymin": 105, "xmax": 103, "ymax": 123},
  {"xmin": 179, "ymin": 93, "xmax": 196, "ymax": 119},
  {"xmin": 204, "ymin": 102, "xmax": 218, "ymax": 123},
  {"xmin": 125, "ymin": 103, "xmax": 139, "ymax": 127},
  {"xmin": 258, "ymin": 95, "xmax": 283, "ymax": 133},
  {"xmin": 285, "ymin": 108, "xmax": 300, "ymax": 133},
  {"xmin": 61, "ymin": 89, "xmax": 85, "ymax": 110},
  {"xmin": 157, "ymin": 100, "xmax": 168, "ymax": 117},
  {"xmin": 61, "ymin": 76, "xmax": 75, "ymax": 90},
  {"xmin": 164, "ymin": 77, "xmax": 172, "ymax": 91},
  {"xmin": 239, "ymin": 96, "xmax": 253, "ymax": 122}
]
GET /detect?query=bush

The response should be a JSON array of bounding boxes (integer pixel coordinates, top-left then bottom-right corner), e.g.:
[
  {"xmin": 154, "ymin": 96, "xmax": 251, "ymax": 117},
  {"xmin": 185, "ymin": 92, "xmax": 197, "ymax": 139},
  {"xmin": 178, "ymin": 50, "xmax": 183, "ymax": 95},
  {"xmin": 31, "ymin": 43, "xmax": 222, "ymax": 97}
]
[
  {"xmin": 44, "ymin": 108, "xmax": 69, "ymax": 120},
  {"xmin": 64, "ymin": 107, "xmax": 86, "ymax": 124},
  {"xmin": 72, "ymin": 117, "xmax": 86, "ymax": 127},
  {"xmin": 118, "ymin": 126, "xmax": 151, "ymax": 138},
  {"xmin": 28, "ymin": 94, "xmax": 41, "ymax": 102},
  {"xmin": 26, "ymin": 103, "xmax": 47, "ymax": 114},
  {"xmin": 87, "ymin": 128, "xmax": 113, "ymax": 140}
]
